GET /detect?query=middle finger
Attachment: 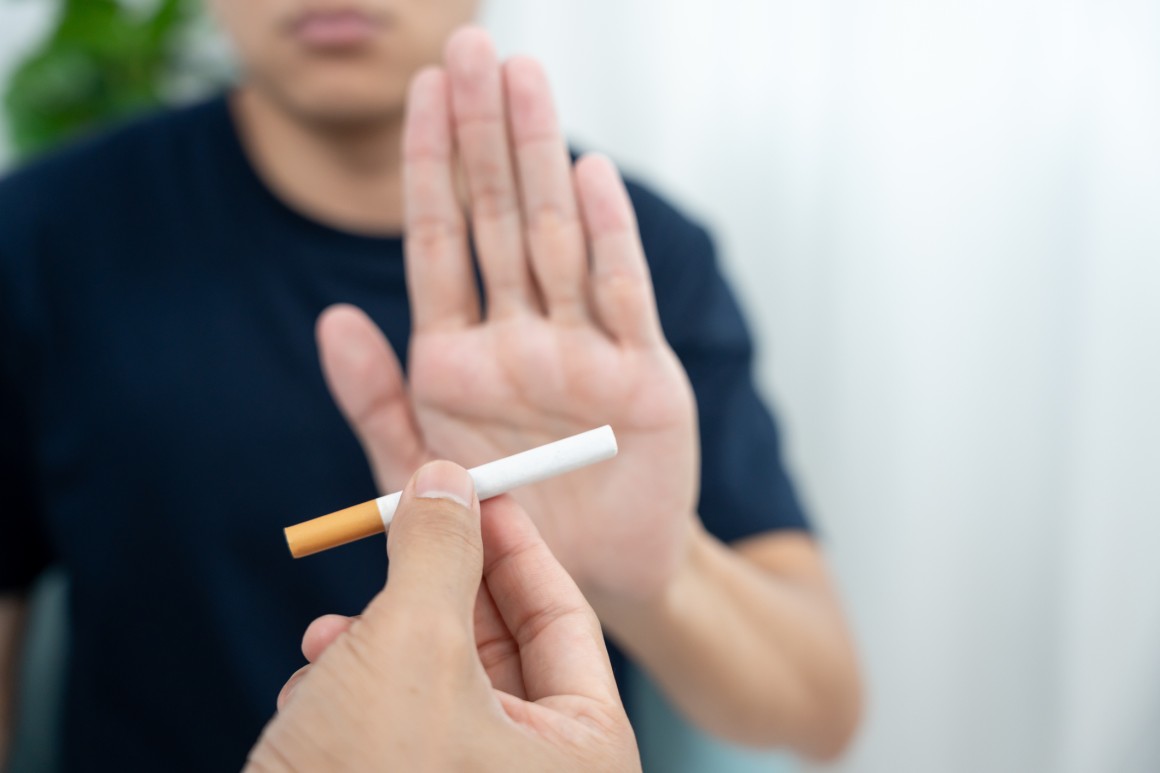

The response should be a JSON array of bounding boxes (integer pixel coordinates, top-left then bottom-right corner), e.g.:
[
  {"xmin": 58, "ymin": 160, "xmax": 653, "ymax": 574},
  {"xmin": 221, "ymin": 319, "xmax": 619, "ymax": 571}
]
[
  {"xmin": 504, "ymin": 56, "xmax": 591, "ymax": 325},
  {"xmin": 445, "ymin": 28, "xmax": 538, "ymax": 319}
]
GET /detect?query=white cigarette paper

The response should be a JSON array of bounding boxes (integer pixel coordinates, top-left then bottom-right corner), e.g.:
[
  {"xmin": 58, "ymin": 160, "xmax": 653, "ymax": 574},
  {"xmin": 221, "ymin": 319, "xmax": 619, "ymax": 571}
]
[
  {"xmin": 283, "ymin": 425, "xmax": 619, "ymax": 558},
  {"xmin": 374, "ymin": 425, "xmax": 618, "ymax": 526}
]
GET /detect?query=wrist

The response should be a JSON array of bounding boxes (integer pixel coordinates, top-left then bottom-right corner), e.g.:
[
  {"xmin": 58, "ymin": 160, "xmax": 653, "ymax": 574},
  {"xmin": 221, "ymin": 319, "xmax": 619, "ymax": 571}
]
[{"xmin": 587, "ymin": 517, "xmax": 711, "ymax": 641}]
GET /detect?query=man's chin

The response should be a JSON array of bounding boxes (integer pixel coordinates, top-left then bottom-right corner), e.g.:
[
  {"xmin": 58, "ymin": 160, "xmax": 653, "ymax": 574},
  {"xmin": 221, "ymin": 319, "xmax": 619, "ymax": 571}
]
[{"xmin": 258, "ymin": 81, "xmax": 408, "ymax": 132}]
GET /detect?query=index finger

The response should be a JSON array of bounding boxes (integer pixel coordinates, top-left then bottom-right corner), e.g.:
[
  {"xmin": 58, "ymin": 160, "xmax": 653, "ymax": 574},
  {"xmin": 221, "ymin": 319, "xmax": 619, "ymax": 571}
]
[{"xmin": 480, "ymin": 496, "xmax": 619, "ymax": 704}]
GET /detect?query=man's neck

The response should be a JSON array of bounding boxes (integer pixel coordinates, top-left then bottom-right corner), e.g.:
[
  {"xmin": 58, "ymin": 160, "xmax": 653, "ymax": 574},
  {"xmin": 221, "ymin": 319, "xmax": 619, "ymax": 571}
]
[{"xmin": 231, "ymin": 88, "xmax": 406, "ymax": 236}]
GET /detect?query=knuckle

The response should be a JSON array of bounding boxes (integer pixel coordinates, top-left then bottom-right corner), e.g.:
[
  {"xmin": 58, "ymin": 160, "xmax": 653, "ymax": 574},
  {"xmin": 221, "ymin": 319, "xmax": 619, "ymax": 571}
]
[
  {"xmin": 527, "ymin": 202, "xmax": 576, "ymax": 233},
  {"xmin": 475, "ymin": 631, "xmax": 519, "ymax": 673},
  {"xmin": 407, "ymin": 216, "xmax": 466, "ymax": 253},
  {"xmin": 469, "ymin": 180, "xmax": 517, "ymax": 219}
]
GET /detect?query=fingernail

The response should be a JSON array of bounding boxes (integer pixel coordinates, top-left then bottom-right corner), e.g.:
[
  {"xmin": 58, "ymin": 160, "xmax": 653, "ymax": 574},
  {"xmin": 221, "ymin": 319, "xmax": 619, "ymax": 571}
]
[{"xmin": 414, "ymin": 460, "xmax": 475, "ymax": 508}]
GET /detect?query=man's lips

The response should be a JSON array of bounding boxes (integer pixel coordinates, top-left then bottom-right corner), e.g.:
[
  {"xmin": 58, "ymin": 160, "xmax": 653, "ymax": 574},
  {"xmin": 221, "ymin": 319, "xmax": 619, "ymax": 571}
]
[{"xmin": 291, "ymin": 10, "xmax": 382, "ymax": 49}]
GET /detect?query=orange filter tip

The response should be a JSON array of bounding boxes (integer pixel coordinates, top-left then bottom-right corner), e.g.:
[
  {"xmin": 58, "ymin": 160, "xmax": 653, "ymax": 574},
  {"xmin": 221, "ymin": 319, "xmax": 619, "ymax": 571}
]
[{"xmin": 284, "ymin": 500, "xmax": 384, "ymax": 559}]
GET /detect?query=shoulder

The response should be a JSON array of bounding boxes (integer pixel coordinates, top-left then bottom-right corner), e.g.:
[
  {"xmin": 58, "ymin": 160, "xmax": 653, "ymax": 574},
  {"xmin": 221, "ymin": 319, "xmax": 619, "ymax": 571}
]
[
  {"xmin": 0, "ymin": 98, "xmax": 228, "ymax": 334},
  {"xmin": 0, "ymin": 97, "xmax": 225, "ymax": 245},
  {"xmin": 617, "ymin": 171, "xmax": 723, "ymax": 304},
  {"xmin": 620, "ymin": 173, "xmax": 714, "ymax": 262},
  {"xmin": 568, "ymin": 148, "xmax": 715, "ymax": 267},
  {"xmin": 613, "ymin": 168, "xmax": 748, "ymax": 348}
]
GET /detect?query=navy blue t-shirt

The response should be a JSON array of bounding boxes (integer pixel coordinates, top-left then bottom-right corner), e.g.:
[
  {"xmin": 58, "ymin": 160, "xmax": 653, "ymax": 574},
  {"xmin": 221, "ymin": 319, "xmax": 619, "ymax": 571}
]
[{"xmin": 0, "ymin": 95, "xmax": 810, "ymax": 771}]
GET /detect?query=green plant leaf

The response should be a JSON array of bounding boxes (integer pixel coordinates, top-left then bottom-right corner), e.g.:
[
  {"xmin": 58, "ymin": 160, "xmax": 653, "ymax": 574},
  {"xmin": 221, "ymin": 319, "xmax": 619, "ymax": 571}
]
[{"xmin": 4, "ymin": 0, "xmax": 195, "ymax": 158}]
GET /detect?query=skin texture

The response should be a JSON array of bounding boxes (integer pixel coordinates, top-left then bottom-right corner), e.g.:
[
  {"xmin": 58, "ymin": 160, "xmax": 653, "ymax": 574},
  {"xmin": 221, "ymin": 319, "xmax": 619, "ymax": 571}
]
[
  {"xmin": 212, "ymin": 4, "xmax": 863, "ymax": 758},
  {"xmin": 245, "ymin": 462, "xmax": 641, "ymax": 772},
  {"xmin": 209, "ymin": 0, "xmax": 478, "ymax": 129}
]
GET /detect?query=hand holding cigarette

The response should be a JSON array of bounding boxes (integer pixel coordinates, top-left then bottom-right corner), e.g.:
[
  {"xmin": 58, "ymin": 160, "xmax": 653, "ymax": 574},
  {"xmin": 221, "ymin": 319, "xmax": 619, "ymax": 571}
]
[
  {"xmin": 284, "ymin": 426, "xmax": 619, "ymax": 558},
  {"xmin": 247, "ymin": 461, "xmax": 640, "ymax": 772}
]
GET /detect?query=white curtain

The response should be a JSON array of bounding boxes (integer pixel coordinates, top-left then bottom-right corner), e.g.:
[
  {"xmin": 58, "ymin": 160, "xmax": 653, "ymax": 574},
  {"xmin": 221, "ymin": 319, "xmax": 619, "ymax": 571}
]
[{"xmin": 481, "ymin": 1, "xmax": 1160, "ymax": 771}]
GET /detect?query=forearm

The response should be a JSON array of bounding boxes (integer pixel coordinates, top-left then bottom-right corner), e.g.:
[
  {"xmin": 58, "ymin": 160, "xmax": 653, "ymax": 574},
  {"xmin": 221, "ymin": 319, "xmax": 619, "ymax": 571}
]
[
  {"xmin": 594, "ymin": 522, "xmax": 861, "ymax": 760},
  {"xmin": 0, "ymin": 595, "xmax": 29, "ymax": 769}
]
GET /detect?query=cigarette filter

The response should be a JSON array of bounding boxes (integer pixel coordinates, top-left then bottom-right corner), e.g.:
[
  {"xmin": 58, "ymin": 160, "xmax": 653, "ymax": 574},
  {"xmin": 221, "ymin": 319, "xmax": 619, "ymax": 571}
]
[{"xmin": 284, "ymin": 425, "xmax": 618, "ymax": 558}]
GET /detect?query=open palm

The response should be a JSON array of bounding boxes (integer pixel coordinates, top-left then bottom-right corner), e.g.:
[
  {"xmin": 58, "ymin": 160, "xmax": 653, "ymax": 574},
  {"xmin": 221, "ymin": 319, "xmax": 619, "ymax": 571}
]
[{"xmin": 318, "ymin": 28, "xmax": 698, "ymax": 600}]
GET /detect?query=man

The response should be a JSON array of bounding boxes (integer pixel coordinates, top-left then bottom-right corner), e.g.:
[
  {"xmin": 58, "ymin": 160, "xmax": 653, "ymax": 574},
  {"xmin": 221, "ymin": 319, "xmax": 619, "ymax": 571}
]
[{"xmin": 0, "ymin": 2, "xmax": 860, "ymax": 770}]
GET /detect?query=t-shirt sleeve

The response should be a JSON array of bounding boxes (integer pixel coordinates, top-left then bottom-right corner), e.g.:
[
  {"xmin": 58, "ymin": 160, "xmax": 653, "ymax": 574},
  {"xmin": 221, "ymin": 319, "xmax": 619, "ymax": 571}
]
[
  {"xmin": 641, "ymin": 193, "xmax": 812, "ymax": 544},
  {"xmin": 0, "ymin": 243, "xmax": 52, "ymax": 593},
  {"xmin": 0, "ymin": 395, "xmax": 50, "ymax": 592}
]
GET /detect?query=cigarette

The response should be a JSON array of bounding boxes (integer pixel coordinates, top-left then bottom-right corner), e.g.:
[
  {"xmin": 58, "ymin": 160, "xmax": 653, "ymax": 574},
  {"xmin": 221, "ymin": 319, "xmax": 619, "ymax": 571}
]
[{"xmin": 284, "ymin": 425, "xmax": 618, "ymax": 558}]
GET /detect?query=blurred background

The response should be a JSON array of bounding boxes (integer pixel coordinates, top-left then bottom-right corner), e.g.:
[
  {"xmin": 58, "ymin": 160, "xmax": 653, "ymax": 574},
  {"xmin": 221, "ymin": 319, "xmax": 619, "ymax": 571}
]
[{"xmin": 2, "ymin": 0, "xmax": 1159, "ymax": 771}]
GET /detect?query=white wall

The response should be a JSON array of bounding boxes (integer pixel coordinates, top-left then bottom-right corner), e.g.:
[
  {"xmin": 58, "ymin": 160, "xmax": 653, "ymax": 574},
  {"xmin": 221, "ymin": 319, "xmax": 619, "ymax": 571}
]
[{"xmin": 480, "ymin": 1, "xmax": 1160, "ymax": 772}]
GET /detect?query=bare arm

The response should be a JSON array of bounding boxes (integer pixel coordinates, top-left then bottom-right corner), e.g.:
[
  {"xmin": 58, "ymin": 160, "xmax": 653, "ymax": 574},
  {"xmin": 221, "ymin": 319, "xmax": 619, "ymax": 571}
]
[
  {"xmin": 0, "ymin": 594, "xmax": 28, "ymax": 770},
  {"xmin": 594, "ymin": 527, "xmax": 862, "ymax": 761}
]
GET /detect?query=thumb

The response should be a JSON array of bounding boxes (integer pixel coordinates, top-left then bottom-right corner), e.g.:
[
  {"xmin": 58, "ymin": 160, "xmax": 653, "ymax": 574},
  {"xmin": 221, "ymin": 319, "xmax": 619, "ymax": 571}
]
[
  {"xmin": 380, "ymin": 461, "xmax": 484, "ymax": 623},
  {"xmin": 316, "ymin": 304, "xmax": 429, "ymax": 493}
]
